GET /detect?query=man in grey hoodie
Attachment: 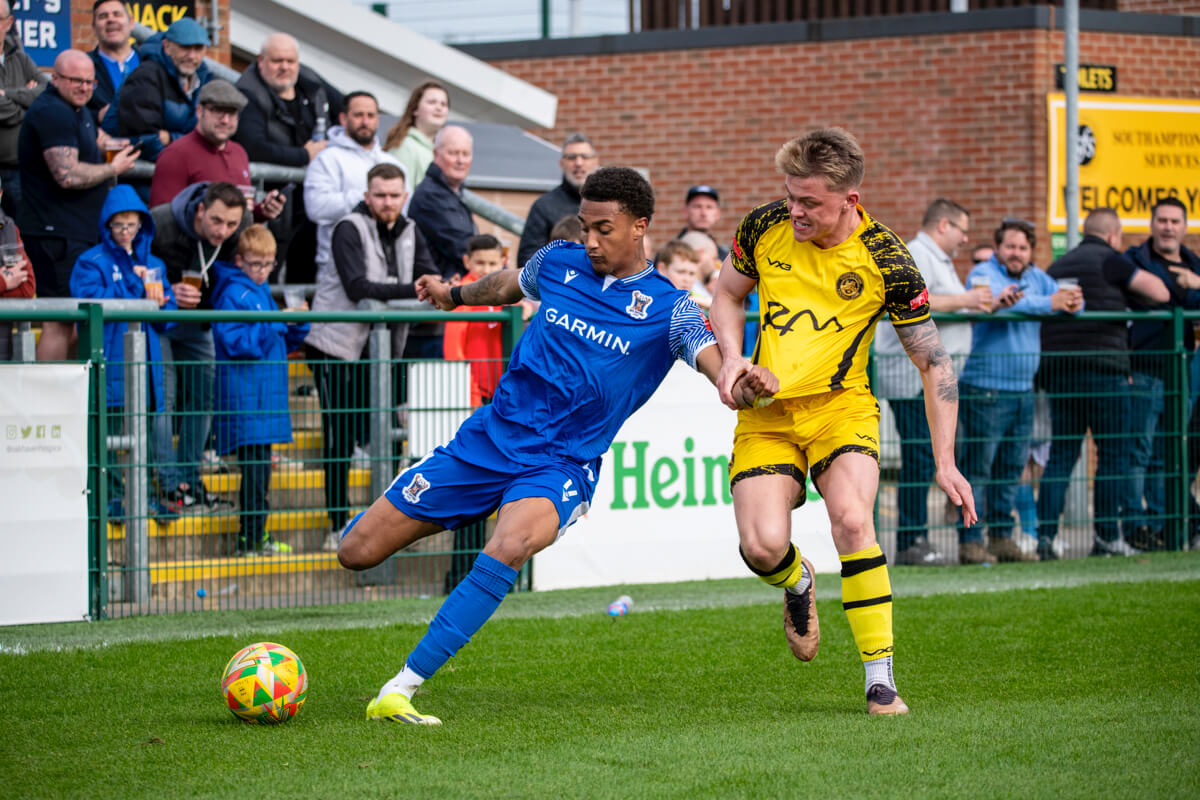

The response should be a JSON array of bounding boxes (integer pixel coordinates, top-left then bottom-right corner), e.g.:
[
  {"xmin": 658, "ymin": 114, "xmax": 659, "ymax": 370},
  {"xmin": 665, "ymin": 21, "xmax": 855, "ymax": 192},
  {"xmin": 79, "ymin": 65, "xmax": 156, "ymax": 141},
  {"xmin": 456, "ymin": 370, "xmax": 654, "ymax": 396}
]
[{"xmin": 150, "ymin": 181, "xmax": 249, "ymax": 512}]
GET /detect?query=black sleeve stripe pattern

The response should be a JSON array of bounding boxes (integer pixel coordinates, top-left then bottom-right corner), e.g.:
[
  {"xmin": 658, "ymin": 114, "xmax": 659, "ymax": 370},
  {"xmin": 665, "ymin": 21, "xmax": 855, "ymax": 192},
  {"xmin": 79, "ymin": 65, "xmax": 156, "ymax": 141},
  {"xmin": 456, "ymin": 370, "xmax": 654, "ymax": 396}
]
[
  {"xmin": 861, "ymin": 218, "xmax": 930, "ymax": 327},
  {"xmin": 731, "ymin": 199, "xmax": 789, "ymax": 280}
]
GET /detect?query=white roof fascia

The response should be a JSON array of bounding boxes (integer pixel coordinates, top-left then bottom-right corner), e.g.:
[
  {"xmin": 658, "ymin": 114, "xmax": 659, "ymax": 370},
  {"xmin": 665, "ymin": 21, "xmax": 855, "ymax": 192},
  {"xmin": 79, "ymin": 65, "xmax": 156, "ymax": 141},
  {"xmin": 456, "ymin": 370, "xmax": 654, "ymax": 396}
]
[{"xmin": 229, "ymin": 0, "xmax": 556, "ymax": 129}]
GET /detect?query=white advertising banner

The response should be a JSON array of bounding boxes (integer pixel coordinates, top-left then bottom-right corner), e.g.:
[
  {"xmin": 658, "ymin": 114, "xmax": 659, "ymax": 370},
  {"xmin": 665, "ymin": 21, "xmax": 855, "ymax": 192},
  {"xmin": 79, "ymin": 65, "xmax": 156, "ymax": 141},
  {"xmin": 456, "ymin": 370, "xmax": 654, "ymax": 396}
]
[
  {"xmin": 533, "ymin": 363, "xmax": 839, "ymax": 591},
  {"xmin": 0, "ymin": 364, "xmax": 90, "ymax": 625}
]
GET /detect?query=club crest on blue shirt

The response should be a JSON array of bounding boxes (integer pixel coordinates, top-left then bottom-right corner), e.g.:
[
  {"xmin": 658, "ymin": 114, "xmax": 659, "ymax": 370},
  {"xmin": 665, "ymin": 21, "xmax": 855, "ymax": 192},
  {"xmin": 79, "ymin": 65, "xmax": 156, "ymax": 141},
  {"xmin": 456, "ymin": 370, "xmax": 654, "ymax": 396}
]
[
  {"xmin": 625, "ymin": 290, "xmax": 653, "ymax": 319},
  {"xmin": 402, "ymin": 472, "xmax": 431, "ymax": 504}
]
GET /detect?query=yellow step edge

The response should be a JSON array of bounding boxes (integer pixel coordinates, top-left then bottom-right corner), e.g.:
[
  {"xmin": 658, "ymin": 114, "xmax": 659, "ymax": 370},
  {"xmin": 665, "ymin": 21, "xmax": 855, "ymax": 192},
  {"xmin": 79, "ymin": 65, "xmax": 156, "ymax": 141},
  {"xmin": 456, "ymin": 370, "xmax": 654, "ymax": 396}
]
[
  {"xmin": 107, "ymin": 508, "xmax": 368, "ymax": 540},
  {"xmin": 273, "ymin": 430, "xmax": 322, "ymax": 452},
  {"xmin": 202, "ymin": 467, "xmax": 375, "ymax": 494},
  {"xmin": 150, "ymin": 553, "xmax": 342, "ymax": 584},
  {"xmin": 287, "ymin": 360, "xmax": 314, "ymax": 379}
]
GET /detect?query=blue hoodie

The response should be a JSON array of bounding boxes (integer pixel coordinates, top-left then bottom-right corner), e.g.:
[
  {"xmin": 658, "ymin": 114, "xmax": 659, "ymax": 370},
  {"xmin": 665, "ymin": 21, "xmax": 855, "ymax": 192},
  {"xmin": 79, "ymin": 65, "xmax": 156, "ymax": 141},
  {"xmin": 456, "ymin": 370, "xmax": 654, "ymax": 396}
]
[
  {"xmin": 959, "ymin": 256, "xmax": 1076, "ymax": 392},
  {"xmin": 209, "ymin": 261, "xmax": 309, "ymax": 454},
  {"xmin": 69, "ymin": 185, "xmax": 177, "ymax": 410}
]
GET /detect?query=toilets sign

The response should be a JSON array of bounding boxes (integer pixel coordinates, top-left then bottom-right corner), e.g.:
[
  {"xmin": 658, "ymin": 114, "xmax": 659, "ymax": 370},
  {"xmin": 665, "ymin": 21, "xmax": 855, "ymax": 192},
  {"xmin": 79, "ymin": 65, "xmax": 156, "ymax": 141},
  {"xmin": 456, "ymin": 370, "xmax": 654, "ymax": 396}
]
[{"xmin": 11, "ymin": 0, "xmax": 68, "ymax": 67}]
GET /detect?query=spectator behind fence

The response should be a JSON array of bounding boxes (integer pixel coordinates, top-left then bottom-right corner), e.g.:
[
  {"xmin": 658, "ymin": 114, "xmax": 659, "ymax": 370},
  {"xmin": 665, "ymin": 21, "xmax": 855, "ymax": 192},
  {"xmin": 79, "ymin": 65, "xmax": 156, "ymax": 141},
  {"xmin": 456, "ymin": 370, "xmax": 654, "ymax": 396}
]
[
  {"xmin": 17, "ymin": 49, "xmax": 138, "ymax": 361},
  {"xmin": 150, "ymin": 181, "xmax": 248, "ymax": 513},
  {"xmin": 516, "ymin": 133, "xmax": 597, "ymax": 267},
  {"xmin": 678, "ymin": 230, "xmax": 720, "ymax": 309},
  {"xmin": 210, "ymin": 224, "xmax": 309, "ymax": 556},
  {"xmin": 304, "ymin": 91, "xmax": 401, "ymax": 292},
  {"xmin": 85, "ymin": 0, "xmax": 137, "ymax": 127},
  {"xmin": 1123, "ymin": 197, "xmax": 1200, "ymax": 550},
  {"xmin": 111, "ymin": 17, "xmax": 212, "ymax": 161},
  {"xmin": 235, "ymin": 33, "xmax": 341, "ymax": 283},
  {"xmin": 382, "ymin": 80, "xmax": 449, "ymax": 191},
  {"xmin": 305, "ymin": 162, "xmax": 438, "ymax": 552},
  {"xmin": 1036, "ymin": 207, "xmax": 1169, "ymax": 560},
  {"xmin": 234, "ymin": 33, "xmax": 338, "ymax": 167},
  {"xmin": 957, "ymin": 220, "xmax": 1082, "ymax": 564},
  {"xmin": 0, "ymin": 1, "xmax": 48, "ymax": 216},
  {"xmin": 549, "ymin": 214, "xmax": 583, "ymax": 245},
  {"xmin": 0, "ymin": 175, "xmax": 34, "ymax": 360},
  {"xmin": 655, "ymin": 239, "xmax": 701, "ymax": 293},
  {"xmin": 677, "ymin": 184, "xmax": 728, "ymax": 259},
  {"xmin": 69, "ymin": 184, "xmax": 177, "ymax": 521},
  {"xmin": 149, "ymin": 79, "xmax": 286, "ymax": 225},
  {"xmin": 874, "ymin": 199, "xmax": 992, "ymax": 567},
  {"xmin": 444, "ymin": 234, "xmax": 507, "ymax": 407},
  {"xmin": 407, "ymin": 124, "xmax": 477, "ymax": 359}
]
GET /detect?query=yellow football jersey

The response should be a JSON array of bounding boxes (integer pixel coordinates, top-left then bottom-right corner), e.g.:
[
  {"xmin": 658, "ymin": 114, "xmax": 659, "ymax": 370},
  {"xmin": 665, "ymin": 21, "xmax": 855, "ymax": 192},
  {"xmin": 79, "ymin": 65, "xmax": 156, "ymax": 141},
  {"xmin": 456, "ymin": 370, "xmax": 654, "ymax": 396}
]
[{"xmin": 731, "ymin": 201, "xmax": 929, "ymax": 398}]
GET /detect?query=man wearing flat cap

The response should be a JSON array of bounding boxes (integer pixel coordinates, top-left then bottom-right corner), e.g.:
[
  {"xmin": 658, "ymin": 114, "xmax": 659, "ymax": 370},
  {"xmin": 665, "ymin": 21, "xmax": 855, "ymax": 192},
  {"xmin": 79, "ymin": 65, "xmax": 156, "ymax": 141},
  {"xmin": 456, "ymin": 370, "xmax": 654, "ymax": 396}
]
[
  {"xmin": 113, "ymin": 17, "xmax": 213, "ymax": 161},
  {"xmin": 149, "ymin": 79, "xmax": 285, "ymax": 222}
]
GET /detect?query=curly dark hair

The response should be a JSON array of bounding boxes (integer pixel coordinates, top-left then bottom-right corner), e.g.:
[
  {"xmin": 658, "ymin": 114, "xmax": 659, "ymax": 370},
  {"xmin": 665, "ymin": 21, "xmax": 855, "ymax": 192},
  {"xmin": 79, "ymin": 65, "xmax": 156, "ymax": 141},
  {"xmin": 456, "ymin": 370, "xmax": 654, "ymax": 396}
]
[{"xmin": 581, "ymin": 167, "xmax": 655, "ymax": 222}]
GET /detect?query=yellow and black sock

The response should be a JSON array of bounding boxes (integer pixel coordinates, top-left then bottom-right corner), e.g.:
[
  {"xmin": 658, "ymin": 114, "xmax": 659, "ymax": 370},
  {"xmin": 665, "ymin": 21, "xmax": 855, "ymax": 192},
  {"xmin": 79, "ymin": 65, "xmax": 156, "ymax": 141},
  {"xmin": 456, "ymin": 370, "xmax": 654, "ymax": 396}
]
[
  {"xmin": 740, "ymin": 542, "xmax": 808, "ymax": 593},
  {"xmin": 840, "ymin": 544, "xmax": 894, "ymax": 672}
]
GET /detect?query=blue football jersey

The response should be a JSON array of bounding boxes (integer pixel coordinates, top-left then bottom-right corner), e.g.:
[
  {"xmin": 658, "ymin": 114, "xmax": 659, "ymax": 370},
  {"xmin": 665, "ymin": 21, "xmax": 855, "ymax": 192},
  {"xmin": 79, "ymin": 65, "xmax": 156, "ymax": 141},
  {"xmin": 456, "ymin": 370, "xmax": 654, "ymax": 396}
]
[{"xmin": 478, "ymin": 240, "xmax": 716, "ymax": 465}]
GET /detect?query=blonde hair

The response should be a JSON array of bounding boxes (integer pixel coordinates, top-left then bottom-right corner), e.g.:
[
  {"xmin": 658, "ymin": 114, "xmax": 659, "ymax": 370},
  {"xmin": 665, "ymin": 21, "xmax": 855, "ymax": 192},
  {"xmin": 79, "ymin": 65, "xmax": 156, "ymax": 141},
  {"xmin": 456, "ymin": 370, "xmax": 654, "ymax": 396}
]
[
  {"xmin": 237, "ymin": 224, "xmax": 276, "ymax": 258},
  {"xmin": 774, "ymin": 127, "xmax": 865, "ymax": 192}
]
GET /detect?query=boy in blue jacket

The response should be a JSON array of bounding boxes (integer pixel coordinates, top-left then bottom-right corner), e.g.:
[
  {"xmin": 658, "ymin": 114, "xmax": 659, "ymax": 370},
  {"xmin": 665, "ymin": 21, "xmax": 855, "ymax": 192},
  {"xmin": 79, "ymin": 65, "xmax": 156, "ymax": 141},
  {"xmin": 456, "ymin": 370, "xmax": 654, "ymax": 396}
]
[
  {"xmin": 210, "ymin": 224, "xmax": 309, "ymax": 555},
  {"xmin": 71, "ymin": 184, "xmax": 178, "ymax": 522}
]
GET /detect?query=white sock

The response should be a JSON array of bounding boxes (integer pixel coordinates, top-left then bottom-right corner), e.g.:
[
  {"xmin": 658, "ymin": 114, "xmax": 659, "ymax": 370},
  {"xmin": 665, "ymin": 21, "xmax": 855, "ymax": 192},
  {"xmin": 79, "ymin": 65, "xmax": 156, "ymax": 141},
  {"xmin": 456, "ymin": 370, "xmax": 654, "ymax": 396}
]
[
  {"xmin": 377, "ymin": 664, "xmax": 424, "ymax": 701},
  {"xmin": 785, "ymin": 560, "xmax": 811, "ymax": 596},
  {"xmin": 864, "ymin": 655, "xmax": 895, "ymax": 694}
]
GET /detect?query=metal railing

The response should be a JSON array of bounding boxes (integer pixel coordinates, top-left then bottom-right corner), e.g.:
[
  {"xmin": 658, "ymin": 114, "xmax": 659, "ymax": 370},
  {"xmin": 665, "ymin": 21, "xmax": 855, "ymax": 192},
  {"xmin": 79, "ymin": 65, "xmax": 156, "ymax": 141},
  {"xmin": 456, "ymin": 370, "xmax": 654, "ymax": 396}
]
[{"xmin": 2, "ymin": 304, "xmax": 1195, "ymax": 617}]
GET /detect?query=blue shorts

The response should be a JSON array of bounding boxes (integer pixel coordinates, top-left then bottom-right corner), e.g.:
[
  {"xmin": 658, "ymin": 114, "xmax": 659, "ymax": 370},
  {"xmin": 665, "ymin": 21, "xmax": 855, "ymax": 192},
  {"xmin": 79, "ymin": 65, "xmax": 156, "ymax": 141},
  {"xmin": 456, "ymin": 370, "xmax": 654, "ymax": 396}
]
[{"xmin": 385, "ymin": 414, "xmax": 600, "ymax": 538}]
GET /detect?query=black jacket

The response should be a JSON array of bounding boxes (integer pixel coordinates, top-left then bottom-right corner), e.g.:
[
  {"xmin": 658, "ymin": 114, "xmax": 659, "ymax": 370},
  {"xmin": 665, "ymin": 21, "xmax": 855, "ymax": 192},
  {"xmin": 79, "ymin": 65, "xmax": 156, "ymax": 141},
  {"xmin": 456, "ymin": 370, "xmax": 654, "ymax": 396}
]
[
  {"xmin": 85, "ymin": 47, "xmax": 123, "ymax": 125},
  {"xmin": 407, "ymin": 162, "xmax": 476, "ymax": 280},
  {"xmin": 113, "ymin": 35, "xmax": 212, "ymax": 161},
  {"xmin": 150, "ymin": 182, "xmax": 249, "ymax": 308},
  {"xmin": 233, "ymin": 62, "xmax": 341, "ymax": 167},
  {"xmin": 330, "ymin": 201, "xmax": 439, "ymax": 301},
  {"xmin": 1126, "ymin": 238, "xmax": 1200, "ymax": 365},
  {"xmin": 516, "ymin": 177, "xmax": 580, "ymax": 267}
]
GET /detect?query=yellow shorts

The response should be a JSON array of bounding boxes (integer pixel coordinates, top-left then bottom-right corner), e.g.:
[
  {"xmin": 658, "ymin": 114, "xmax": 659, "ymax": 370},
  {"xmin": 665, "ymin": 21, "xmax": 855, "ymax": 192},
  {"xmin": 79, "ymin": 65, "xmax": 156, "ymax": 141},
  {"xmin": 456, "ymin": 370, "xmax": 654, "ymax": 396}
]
[{"xmin": 729, "ymin": 385, "xmax": 880, "ymax": 495}]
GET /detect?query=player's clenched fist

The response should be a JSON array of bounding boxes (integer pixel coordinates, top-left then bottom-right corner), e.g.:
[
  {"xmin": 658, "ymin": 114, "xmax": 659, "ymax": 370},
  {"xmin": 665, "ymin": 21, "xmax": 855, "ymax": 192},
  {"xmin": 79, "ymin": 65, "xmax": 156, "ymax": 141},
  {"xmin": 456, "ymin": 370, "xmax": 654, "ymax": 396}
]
[{"xmin": 732, "ymin": 364, "xmax": 779, "ymax": 409}]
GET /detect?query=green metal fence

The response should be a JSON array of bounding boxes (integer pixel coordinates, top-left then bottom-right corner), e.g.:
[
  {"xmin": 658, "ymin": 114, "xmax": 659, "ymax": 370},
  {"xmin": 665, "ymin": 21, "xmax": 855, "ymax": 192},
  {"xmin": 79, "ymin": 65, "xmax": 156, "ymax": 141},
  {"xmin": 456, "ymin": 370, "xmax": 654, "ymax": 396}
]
[
  {"xmin": 872, "ymin": 308, "xmax": 1196, "ymax": 565},
  {"xmin": 3, "ymin": 303, "xmax": 1196, "ymax": 618},
  {"xmin": 2, "ymin": 301, "xmax": 525, "ymax": 619}
]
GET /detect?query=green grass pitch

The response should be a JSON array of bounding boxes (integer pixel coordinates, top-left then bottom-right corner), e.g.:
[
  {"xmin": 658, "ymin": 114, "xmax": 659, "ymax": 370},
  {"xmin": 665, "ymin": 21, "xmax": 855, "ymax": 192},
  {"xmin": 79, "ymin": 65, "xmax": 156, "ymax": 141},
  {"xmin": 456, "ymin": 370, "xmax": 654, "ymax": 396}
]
[{"xmin": 1, "ymin": 554, "xmax": 1198, "ymax": 799}]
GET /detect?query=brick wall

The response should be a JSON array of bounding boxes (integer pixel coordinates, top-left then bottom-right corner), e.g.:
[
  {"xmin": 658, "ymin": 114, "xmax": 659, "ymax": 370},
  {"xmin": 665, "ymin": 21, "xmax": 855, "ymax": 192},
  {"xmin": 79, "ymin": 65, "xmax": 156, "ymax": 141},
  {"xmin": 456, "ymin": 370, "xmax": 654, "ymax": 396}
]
[
  {"xmin": 1117, "ymin": 0, "xmax": 1200, "ymax": 13},
  {"xmin": 69, "ymin": 0, "xmax": 232, "ymax": 66},
  {"xmin": 488, "ymin": 28, "xmax": 1200, "ymax": 269}
]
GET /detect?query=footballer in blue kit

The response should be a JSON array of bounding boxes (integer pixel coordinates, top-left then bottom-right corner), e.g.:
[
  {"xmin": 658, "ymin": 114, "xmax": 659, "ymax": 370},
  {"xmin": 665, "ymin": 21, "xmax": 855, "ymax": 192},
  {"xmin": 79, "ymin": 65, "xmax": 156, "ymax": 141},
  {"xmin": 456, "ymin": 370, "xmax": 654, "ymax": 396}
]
[{"xmin": 337, "ymin": 167, "xmax": 778, "ymax": 725}]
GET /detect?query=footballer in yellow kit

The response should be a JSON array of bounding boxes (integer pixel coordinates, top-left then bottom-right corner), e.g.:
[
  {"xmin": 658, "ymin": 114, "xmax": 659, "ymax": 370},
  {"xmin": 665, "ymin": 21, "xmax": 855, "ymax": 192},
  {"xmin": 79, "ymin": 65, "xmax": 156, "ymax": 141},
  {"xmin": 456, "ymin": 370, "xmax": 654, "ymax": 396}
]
[
  {"xmin": 729, "ymin": 199, "xmax": 930, "ymax": 486},
  {"xmin": 709, "ymin": 127, "xmax": 976, "ymax": 716}
]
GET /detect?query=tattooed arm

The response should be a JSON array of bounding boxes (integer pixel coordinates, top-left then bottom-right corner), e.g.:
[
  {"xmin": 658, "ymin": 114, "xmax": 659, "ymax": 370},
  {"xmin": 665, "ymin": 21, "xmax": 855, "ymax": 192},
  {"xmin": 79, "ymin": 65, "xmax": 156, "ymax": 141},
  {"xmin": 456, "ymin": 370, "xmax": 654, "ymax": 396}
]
[
  {"xmin": 415, "ymin": 269, "xmax": 524, "ymax": 310},
  {"xmin": 43, "ymin": 145, "xmax": 137, "ymax": 190},
  {"xmin": 895, "ymin": 319, "xmax": 978, "ymax": 526}
]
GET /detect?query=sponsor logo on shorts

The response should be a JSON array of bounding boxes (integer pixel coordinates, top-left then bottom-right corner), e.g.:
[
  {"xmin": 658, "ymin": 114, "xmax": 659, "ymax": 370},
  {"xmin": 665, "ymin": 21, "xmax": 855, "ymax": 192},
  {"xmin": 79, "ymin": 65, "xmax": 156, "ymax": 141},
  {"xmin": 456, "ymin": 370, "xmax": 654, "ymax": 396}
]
[
  {"xmin": 836, "ymin": 272, "xmax": 864, "ymax": 300},
  {"xmin": 402, "ymin": 473, "xmax": 431, "ymax": 504},
  {"xmin": 625, "ymin": 290, "xmax": 653, "ymax": 320}
]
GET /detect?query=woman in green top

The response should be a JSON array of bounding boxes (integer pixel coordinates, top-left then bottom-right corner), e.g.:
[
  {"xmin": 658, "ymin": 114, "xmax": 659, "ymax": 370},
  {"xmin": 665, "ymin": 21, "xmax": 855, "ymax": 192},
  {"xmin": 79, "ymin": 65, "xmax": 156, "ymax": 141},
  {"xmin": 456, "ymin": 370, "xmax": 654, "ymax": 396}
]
[{"xmin": 383, "ymin": 80, "xmax": 450, "ymax": 189}]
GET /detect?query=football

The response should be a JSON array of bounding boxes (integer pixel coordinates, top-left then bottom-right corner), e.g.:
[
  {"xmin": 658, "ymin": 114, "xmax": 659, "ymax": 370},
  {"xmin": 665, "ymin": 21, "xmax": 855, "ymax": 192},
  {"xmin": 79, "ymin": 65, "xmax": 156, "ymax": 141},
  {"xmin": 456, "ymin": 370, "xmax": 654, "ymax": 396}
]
[{"xmin": 220, "ymin": 642, "xmax": 307, "ymax": 724}]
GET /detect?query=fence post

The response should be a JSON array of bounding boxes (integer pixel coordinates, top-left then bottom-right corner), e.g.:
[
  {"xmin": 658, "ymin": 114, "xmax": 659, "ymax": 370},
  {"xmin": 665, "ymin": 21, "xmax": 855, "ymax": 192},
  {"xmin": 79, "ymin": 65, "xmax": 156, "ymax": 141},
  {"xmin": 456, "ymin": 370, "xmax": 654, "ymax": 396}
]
[
  {"xmin": 501, "ymin": 303, "xmax": 524, "ymax": 361},
  {"xmin": 363, "ymin": 322, "xmax": 395, "ymax": 586},
  {"xmin": 13, "ymin": 322, "xmax": 35, "ymax": 362},
  {"xmin": 123, "ymin": 322, "xmax": 150, "ymax": 605},
  {"xmin": 1165, "ymin": 307, "xmax": 1189, "ymax": 550},
  {"xmin": 78, "ymin": 302, "xmax": 108, "ymax": 619}
]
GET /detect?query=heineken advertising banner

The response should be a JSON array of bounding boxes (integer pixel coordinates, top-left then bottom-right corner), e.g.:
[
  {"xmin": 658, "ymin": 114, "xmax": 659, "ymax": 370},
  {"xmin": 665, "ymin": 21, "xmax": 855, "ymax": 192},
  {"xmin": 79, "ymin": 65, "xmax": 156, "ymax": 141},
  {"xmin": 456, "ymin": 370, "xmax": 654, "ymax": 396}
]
[
  {"xmin": 533, "ymin": 363, "xmax": 838, "ymax": 591},
  {"xmin": 1047, "ymin": 93, "xmax": 1200, "ymax": 234}
]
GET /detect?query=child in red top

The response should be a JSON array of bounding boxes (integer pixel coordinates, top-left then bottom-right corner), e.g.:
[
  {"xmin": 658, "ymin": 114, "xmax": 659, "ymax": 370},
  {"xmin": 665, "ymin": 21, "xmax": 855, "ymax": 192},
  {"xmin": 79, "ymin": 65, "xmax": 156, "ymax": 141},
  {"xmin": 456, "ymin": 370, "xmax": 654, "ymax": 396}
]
[{"xmin": 442, "ymin": 234, "xmax": 507, "ymax": 406}]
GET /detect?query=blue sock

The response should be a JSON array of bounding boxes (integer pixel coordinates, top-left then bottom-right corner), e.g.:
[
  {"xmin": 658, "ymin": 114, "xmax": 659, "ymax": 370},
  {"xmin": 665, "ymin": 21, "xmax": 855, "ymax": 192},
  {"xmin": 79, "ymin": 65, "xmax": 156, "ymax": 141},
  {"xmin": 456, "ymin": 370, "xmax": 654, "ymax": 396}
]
[
  {"xmin": 406, "ymin": 553, "xmax": 518, "ymax": 679},
  {"xmin": 1015, "ymin": 483, "xmax": 1037, "ymax": 537}
]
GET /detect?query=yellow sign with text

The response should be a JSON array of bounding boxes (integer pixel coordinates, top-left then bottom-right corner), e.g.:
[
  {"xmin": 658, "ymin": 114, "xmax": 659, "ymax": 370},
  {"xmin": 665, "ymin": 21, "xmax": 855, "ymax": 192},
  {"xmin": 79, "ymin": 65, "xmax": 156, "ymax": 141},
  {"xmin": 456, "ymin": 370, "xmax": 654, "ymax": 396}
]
[
  {"xmin": 1047, "ymin": 93, "xmax": 1200, "ymax": 233},
  {"xmin": 123, "ymin": 2, "xmax": 192, "ymax": 33}
]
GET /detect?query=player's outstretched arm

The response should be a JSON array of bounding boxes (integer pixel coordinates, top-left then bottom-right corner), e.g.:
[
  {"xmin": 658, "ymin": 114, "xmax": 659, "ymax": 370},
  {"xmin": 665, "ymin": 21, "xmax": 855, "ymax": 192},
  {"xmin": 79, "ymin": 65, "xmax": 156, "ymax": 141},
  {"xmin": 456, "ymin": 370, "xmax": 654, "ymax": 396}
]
[
  {"xmin": 416, "ymin": 269, "xmax": 525, "ymax": 311},
  {"xmin": 895, "ymin": 319, "xmax": 978, "ymax": 527},
  {"xmin": 709, "ymin": 259, "xmax": 759, "ymax": 409}
]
